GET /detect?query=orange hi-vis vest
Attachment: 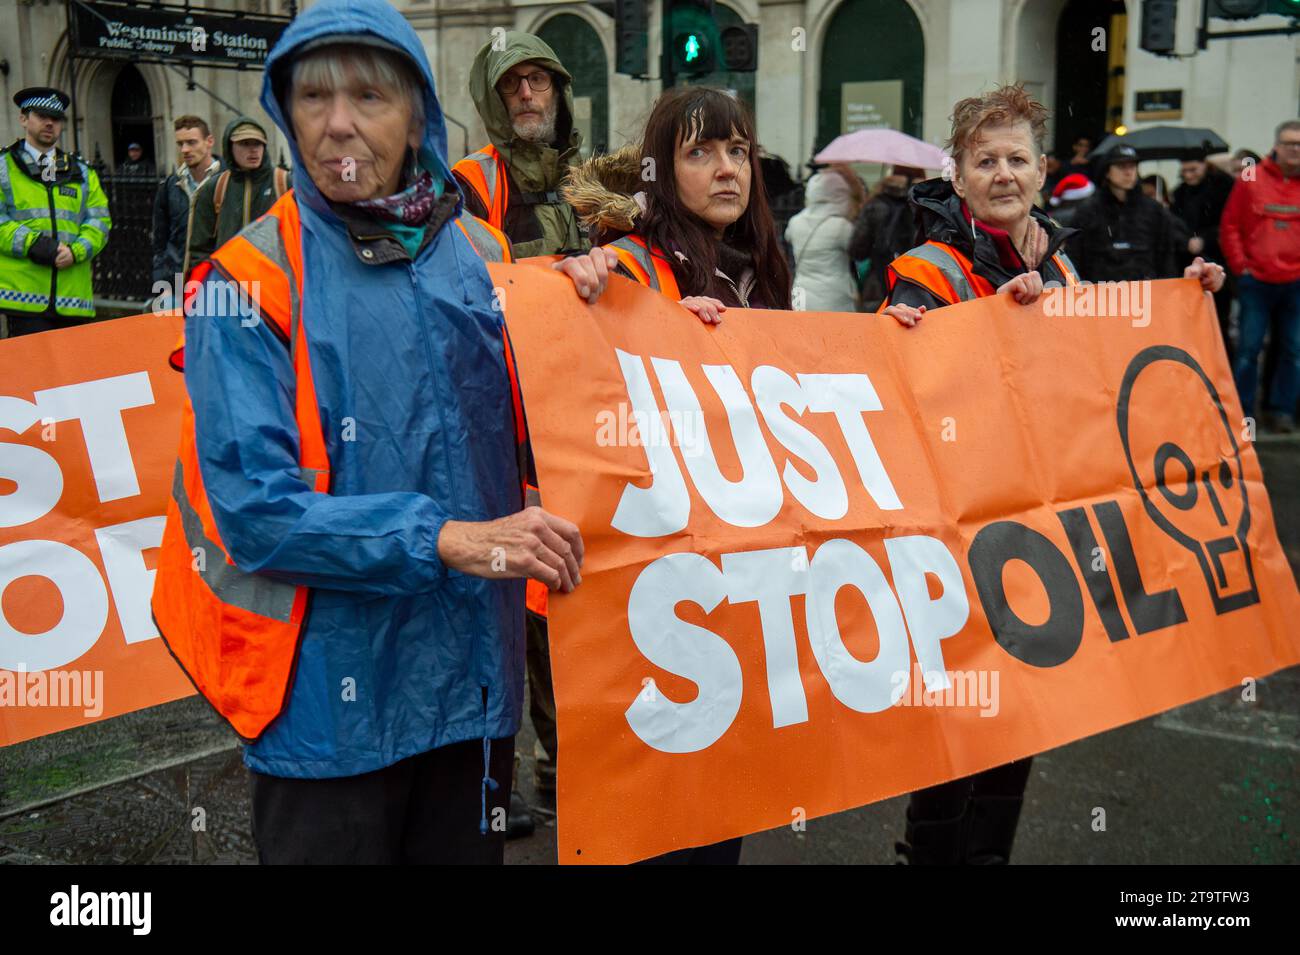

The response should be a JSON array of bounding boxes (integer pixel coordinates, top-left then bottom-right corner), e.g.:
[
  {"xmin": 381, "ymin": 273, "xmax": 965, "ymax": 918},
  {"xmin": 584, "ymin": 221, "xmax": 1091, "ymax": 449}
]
[
  {"xmin": 524, "ymin": 487, "xmax": 547, "ymax": 617},
  {"xmin": 152, "ymin": 190, "xmax": 518, "ymax": 741},
  {"xmin": 454, "ymin": 144, "xmax": 509, "ymax": 231},
  {"xmin": 886, "ymin": 239, "xmax": 1079, "ymax": 305},
  {"xmin": 606, "ymin": 234, "xmax": 682, "ymax": 299}
]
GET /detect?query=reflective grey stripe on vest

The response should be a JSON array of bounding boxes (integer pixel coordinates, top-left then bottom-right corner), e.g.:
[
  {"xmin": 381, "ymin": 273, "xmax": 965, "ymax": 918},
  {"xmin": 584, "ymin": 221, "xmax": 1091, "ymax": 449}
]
[
  {"xmin": 218, "ymin": 212, "xmax": 328, "ymax": 488},
  {"xmin": 170, "ymin": 461, "xmax": 297, "ymax": 623},
  {"xmin": 0, "ymin": 154, "xmax": 14, "ymax": 213},
  {"xmin": 10, "ymin": 225, "xmax": 32, "ymax": 255},
  {"xmin": 901, "ymin": 243, "xmax": 976, "ymax": 302},
  {"xmin": 235, "ymin": 213, "xmax": 302, "ymax": 358},
  {"xmin": 609, "ymin": 237, "xmax": 663, "ymax": 292},
  {"xmin": 77, "ymin": 161, "xmax": 90, "ymax": 225},
  {"xmin": 459, "ymin": 215, "xmax": 506, "ymax": 262},
  {"xmin": 462, "ymin": 150, "xmax": 501, "ymax": 208},
  {"xmin": 3, "ymin": 208, "xmax": 88, "ymax": 225},
  {"xmin": 1053, "ymin": 251, "xmax": 1081, "ymax": 283}
]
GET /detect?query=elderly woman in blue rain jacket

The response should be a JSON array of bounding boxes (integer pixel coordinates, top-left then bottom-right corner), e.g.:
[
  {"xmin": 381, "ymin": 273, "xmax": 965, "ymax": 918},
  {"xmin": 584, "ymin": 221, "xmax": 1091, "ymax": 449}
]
[{"xmin": 152, "ymin": 0, "xmax": 618, "ymax": 864}]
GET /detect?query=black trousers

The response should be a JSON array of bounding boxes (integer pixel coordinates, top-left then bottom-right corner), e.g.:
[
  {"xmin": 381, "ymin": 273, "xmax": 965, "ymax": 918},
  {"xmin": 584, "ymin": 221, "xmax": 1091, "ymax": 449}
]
[
  {"xmin": 249, "ymin": 737, "xmax": 514, "ymax": 864},
  {"xmin": 0, "ymin": 312, "xmax": 95, "ymax": 338},
  {"xmin": 525, "ymin": 611, "xmax": 557, "ymax": 776},
  {"xmin": 637, "ymin": 838, "xmax": 743, "ymax": 865},
  {"xmin": 1212, "ymin": 279, "xmax": 1235, "ymax": 365},
  {"xmin": 910, "ymin": 758, "xmax": 1033, "ymax": 818}
]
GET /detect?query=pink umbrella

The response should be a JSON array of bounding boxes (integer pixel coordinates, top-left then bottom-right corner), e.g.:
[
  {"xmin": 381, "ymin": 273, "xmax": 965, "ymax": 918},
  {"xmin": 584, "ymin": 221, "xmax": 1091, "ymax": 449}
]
[{"xmin": 814, "ymin": 128, "xmax": 949, "ymax": 170}]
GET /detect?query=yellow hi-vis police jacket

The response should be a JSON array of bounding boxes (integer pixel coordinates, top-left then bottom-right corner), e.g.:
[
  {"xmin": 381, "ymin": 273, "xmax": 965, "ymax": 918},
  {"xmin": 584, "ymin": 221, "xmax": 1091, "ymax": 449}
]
[{"xmin": 0, "ymin": 142, "xmax": 111, "ymax": 319}]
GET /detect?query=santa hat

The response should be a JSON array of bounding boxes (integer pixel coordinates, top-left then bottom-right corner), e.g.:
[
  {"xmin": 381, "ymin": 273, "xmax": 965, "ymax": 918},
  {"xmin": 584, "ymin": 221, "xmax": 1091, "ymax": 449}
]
[{"xmin": 1050, "ymin": 173, "xmax": 1095, "ymax": 206}]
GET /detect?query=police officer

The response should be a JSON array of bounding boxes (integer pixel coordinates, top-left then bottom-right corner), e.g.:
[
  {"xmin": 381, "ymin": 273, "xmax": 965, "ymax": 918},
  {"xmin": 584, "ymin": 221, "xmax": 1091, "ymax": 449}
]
[{"xmin": 0, "ymin": 87, "xmax": 111, "ymax": 337}]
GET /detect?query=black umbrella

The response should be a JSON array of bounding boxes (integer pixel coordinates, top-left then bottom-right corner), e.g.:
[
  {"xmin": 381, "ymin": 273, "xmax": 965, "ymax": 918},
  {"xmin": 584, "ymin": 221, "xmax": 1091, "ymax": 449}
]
[{"xmin": 1089, "ymin": 126, "xmax": 1229, "ymax": 162}]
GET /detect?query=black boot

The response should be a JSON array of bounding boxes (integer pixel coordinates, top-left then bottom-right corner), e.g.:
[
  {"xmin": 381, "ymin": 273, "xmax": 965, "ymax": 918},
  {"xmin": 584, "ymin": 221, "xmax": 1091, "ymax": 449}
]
[
  {"xmin": 895, "ymin": 805, "xmax": 969, "ymax": 865},
  {"xmin": 506, "ymin": 789, "xmax": 535, "ymax": 840},
  {"xmin": 963, "ymin": 794, "xmax": 1024, "ymax": 864}
]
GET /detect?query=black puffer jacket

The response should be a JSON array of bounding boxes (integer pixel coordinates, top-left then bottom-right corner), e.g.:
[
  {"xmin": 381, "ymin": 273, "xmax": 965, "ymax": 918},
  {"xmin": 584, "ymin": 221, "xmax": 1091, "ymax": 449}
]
[
  {"xmin": 1066, "ymin": 184, "xmax": 1179, "ymax": 282},
  {"xmin": 884, "ymin": 178, "xmax": 1079, "ymax": 311}
]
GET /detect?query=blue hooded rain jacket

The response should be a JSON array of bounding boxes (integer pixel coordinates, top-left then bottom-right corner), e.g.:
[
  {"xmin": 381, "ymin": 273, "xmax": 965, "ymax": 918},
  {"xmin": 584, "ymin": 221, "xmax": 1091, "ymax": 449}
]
[{"xmin": 183, "ymin": 0, "xmax": 526, "ymax": 779}]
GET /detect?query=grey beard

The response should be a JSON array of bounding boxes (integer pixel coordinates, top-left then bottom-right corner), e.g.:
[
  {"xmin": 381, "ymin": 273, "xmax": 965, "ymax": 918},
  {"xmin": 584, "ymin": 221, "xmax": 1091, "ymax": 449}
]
[{"xmin": 511, "ymin": 100, "xmax": 558, "ymax": 145}]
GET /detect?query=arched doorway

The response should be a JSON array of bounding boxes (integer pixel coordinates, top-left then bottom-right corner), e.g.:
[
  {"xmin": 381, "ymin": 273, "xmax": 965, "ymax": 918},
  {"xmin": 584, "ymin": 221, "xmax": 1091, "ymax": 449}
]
[
  {"xmin": 685, "ymin": 3, "xmax": 756, "ymax": 111},
  {"xmin": 110, "ymin": 65, "xmax": 155, "ymax": 171},
  {"xmin": 817, "ymin": 0, "xmax": 924, "ymax": 153},
  {"xmin": 536, "ymin": 14, "xmax": 609, "ymax": 158},
  {"xmin": 1054, "ymin": 0, "xmax": 1127, "ymax": 156}
]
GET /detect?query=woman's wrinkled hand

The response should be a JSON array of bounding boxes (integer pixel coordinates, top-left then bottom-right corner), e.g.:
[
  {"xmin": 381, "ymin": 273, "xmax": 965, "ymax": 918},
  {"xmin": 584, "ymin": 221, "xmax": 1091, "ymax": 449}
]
[
  {"xmin": 1184, "ymin": 256, "xmax": 1226, "ymax": 294},
  {"xmin": 680, "ymin": 296, "xmax": 727, "ymax": 325},
  {"xmin": 997, "ymin": 271, "xmax": 1044, "ymax": 305},
  {"xmin": 437, "ymin": 507, "xmax": 584, "ymax": 593},
  {"xmin": 883, "ymin": 303, "xmax": 925, "ymax": 327},
  {"xmin": 552, "ymin": 248, "xmax": 621, "ymax": 304}
]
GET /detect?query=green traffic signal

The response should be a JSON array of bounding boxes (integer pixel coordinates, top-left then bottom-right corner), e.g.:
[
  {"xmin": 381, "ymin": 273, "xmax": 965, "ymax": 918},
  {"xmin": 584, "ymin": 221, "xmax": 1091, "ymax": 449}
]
[{"xmin": 667, "ymin": 1, "xmax": 719, "ymax": 75}]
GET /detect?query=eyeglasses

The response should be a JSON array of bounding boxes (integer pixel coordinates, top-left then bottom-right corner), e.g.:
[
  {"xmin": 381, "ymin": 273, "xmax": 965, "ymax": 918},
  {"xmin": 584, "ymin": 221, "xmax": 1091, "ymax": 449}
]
[
  {"xmin": 1277, "ymin": 140, "xmax": 1300, "ymax": 150},
  {"xmin": 498, "ymin": 70, "xmax": 552, "ymax": 96}
]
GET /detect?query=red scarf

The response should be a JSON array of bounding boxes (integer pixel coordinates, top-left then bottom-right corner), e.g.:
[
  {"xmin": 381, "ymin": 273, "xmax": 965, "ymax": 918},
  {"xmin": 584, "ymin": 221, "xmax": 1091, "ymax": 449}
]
[{"xmin": 959, "ymin": 201, "xmax": 1027, "ymax": 272}]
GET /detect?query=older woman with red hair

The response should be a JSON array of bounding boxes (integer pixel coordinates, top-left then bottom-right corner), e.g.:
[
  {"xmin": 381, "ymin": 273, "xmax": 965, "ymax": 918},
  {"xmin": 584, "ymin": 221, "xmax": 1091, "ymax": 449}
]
[
  {"xmin": 884, "ymin": 86, "xmax": 1224, "ymax": 864},
  {"xmin": 882, "ymin": 85, "xmax": 1222, "ymax": 327}
]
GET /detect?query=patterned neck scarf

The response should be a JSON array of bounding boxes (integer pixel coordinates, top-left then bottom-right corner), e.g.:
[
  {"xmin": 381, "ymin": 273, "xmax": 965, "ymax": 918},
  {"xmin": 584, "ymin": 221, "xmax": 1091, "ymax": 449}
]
[{"xmin": 350, "ymin": 154, "xmax": 442, "ymax": 226}]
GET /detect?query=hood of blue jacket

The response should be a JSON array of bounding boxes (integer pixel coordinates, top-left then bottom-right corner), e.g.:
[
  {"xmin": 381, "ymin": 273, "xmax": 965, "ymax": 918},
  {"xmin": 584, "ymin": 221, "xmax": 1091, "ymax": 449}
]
[{"xmin": 261, "ymin": 0, "xmax": 452, "ymax": 220}]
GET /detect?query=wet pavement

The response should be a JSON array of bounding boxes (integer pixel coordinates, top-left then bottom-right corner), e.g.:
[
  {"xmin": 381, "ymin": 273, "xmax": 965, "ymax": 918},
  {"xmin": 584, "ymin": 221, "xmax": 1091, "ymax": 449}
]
[{"xmin": 2, "ymin": 437, "xmax": 1297, "ymax": 865}]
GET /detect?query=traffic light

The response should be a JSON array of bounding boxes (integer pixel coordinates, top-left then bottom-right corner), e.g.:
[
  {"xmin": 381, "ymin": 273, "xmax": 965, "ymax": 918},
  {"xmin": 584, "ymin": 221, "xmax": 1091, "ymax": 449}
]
[
  {"xmin": 614, "ymin": 0, "xmax": 650, "ymax": 77},
  {"xmin": 1207, "ymin": 0, "xmax": 1266, "ymax": 16},
  {"xmin": 667, "ymin": 0, "xmax": 720, "ymax": 76},
  {"xmin": 1207, "ymin": 0, "xmax": 1300, "ymax": 16},
  {"xmin": 1139, "ymin": 0, "xmax": 1177, "ymax": 54},
  {"xmin": 720, "ymin": 22, "xmax": 758, "ymax": 71}
]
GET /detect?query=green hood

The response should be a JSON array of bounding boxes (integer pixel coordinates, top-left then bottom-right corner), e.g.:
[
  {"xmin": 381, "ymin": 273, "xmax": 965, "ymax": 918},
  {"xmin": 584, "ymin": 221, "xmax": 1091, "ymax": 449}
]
[
  {"xmin": 222, "ymin": 115, "xmax": 272, "ymax": 178},
  {"xmin": 468, "ymin": 31, "xmax": 582, "ymax": 192}
]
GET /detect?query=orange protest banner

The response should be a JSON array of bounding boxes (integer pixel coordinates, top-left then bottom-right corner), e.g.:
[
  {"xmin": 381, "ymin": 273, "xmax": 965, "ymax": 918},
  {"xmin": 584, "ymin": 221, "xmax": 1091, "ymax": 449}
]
[
  {"xmin": 491, "ymin": 265, "xmax": 1300, "ymax": 865},
  {"xmin": 0, "ymin": 313, "xmax": 195, "ymax": 746}
]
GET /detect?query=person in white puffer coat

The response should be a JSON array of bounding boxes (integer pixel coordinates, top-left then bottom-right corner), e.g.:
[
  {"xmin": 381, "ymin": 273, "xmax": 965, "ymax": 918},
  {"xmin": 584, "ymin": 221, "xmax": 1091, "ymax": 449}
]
[{"xmin": 785, "ymin": 169, "xmax": 860, "ymax": 312}]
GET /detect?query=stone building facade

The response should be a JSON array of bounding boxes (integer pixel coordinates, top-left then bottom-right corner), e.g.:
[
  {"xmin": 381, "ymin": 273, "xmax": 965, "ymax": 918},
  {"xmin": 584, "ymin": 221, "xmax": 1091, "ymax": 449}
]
[{"xmin": 1, "ymin": 0, "xmax": 1295, "ymax": 177}]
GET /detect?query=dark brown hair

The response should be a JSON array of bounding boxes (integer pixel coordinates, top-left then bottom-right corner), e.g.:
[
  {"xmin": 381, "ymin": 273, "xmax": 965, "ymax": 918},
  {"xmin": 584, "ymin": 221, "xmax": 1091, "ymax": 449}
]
[
  {"xmin": 173, "ymin": 115, "xmax": 211, "ymax": 138},
  {"xmin": 637, "ymin": 87, "xmax": 791, "ymax": 309}
]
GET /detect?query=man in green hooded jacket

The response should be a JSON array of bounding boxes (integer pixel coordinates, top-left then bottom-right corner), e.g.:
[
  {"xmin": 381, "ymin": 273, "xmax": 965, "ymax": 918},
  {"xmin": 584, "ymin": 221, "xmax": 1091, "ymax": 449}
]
[
  {"xmin": 185, "ymin": 116, "xmax": 290, "ymax": 274},
  {"xmin": 452, "ymin": 32, "xmax": 589, "ymax": 258},
  {"xmin": 454, "ymin": 32, "xmax": 590, "ymax": 836}
]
